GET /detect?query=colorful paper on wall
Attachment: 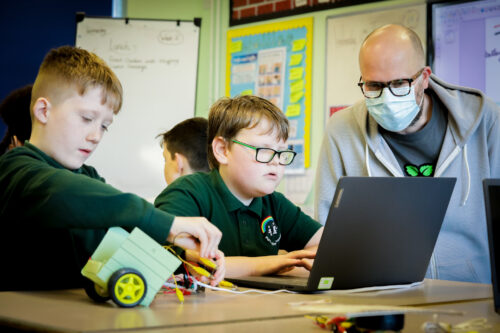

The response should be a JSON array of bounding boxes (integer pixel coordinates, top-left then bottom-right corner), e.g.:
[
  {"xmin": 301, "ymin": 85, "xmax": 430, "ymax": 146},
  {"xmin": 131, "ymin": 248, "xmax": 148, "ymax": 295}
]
[{"xmin": 226, "ymin": 18, "xmax": 313, "ymax": 171}]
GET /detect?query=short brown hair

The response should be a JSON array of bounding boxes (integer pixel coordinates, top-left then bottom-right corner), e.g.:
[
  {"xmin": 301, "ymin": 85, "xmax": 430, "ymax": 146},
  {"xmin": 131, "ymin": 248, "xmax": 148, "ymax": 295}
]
[
  {"xmin": 31, "ymin": 46, "xmax": 123, "ymax": 118},
  {"xmin": 207, "ymin": 95, "xmax": 289, "ymax": 169},
  {"xmin": 157, "ymin": 117, "xmax": 209, "ymax": 172}
]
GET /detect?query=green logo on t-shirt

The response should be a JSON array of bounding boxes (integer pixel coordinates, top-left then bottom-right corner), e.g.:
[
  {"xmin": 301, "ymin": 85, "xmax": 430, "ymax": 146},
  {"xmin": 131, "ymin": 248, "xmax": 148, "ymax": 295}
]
[{"xmin": 405, "ymin": 163, "xmax": 434, "ymax": 177}]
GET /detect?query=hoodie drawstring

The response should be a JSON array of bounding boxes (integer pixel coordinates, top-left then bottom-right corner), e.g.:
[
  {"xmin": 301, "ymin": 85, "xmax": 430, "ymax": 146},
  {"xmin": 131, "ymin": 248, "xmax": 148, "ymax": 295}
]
[
  {"xmin": 461, "ymin": 144, "xmax": 470, "ymax": 206},
  {"xmin": 365, "ymin": 144, "xmax": 372, "ymax": 177}
]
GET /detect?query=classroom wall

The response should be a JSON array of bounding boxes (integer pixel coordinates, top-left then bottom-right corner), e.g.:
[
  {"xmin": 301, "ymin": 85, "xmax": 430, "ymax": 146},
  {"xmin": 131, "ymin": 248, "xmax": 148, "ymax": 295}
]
[
  {"xmin": 0, "ymin": 0, "xmax": 112, "ymax": 140},
  {"xmin": 125, "ymin": 0, "xmax": 425, "ymax": 212}
]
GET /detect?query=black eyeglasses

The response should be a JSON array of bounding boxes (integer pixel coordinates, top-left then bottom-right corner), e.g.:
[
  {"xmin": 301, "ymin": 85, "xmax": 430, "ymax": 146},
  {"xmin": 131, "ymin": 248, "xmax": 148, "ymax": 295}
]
[
  {"xmin": 357, "ymin": 68, "xmax": 424, "ymax": 99},
  {"xmin": 231, "ymin": 139, "xmax": 297, "ymax": 166}
]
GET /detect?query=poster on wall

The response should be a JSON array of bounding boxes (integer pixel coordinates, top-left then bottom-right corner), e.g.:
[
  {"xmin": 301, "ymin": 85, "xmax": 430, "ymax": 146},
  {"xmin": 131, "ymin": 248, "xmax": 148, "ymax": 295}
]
[{"xmin": 226, "ymin": 18, "xmax": 313, "ymax": 173}]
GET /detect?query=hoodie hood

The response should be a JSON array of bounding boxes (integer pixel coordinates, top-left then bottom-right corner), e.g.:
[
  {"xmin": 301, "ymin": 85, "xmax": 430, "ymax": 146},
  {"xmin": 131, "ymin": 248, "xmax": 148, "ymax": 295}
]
[{"xmin": 427, "ymin": 74, "xmax": 486, "ymax": 147}]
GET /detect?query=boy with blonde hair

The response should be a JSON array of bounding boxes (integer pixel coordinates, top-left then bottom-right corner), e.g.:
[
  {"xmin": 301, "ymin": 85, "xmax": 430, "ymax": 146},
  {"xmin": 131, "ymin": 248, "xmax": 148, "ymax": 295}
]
[
  {"xmin": 156, "ymin": 95, "xmax": 323, "ymax": 277},
  {"xmin": 0, "ymin": 46, "xmax": 223, "ymax": 290}
]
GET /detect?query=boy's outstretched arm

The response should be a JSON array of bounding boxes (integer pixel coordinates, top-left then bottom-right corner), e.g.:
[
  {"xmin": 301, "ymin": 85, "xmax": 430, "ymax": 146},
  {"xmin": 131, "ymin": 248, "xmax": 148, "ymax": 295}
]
[
  {"xmin": 304, "ymin": 227, "xmax": 323, "ymax": 250},
  {"xmin": 168, "ymin": 216, "xmax": 222, "ymax": 259},
  {"xmin": 224, "ymin": 249, "xmax": 316, "ymax": 278}
]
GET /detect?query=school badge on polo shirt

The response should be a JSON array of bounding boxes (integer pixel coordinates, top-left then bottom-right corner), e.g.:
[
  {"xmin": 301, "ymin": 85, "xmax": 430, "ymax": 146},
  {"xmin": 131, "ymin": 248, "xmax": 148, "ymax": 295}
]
[{"xmin": 261, "ymin": 216, "xmax": 281, "ymax": 246}]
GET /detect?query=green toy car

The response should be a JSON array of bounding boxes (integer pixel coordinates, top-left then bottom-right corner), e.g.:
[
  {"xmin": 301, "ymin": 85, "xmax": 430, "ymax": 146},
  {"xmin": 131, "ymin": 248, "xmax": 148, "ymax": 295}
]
[{"xmin": 81, "ymin": 227, "xmax": 181, "ymax": 307}]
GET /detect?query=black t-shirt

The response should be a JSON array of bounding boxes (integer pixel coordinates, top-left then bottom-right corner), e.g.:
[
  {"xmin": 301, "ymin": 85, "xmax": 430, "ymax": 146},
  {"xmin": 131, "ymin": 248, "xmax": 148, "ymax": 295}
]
[{"xmin": 380, "ymin": 91, "xmax": 448, "ymax": 177}]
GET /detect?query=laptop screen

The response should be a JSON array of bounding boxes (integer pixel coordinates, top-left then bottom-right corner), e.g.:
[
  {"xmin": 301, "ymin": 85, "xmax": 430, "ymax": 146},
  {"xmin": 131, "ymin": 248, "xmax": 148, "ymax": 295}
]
[{"xmin": 484, "ymin": 180, "xmax": 500, "ymax": 313}]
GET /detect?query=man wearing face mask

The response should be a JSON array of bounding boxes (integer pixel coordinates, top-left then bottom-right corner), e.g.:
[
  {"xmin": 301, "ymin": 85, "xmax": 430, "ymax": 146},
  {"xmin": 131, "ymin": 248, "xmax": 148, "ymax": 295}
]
[{"xmin": 314, "ymin": 24, "xmax": 500, "ymax": 283}]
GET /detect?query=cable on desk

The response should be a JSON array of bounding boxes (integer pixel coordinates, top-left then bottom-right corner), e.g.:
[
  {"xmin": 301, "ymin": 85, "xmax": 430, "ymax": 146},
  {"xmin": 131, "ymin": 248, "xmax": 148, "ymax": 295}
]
[
  {"xmin": 194, "ymin": 280, "xmax": 298, "ymax": 294},
  {"xmin": 422, "ymin": 314, "xmax": 491, "ymax": 332}
]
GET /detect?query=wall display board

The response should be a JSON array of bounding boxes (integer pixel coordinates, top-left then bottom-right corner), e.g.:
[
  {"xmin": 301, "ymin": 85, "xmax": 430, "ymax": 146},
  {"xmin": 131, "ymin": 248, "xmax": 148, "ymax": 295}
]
[
  {"xmin": 76, "ymin": 16, "xmax": 200, "ymax": 200},
  {"xmin": 430, "ymin": 0, "xmax": 500, "ymax": 105},
  {"xmin": 325, "ymin": 3, "xmax": 426, "ymax": 119},
  {"xmin": 226, "ymin": 18, "xmax": 313, "ymax": 173}
]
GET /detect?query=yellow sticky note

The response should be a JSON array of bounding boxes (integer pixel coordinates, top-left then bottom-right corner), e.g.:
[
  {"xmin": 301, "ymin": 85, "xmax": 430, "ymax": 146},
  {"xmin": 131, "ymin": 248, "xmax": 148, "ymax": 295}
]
[
  {"xmin": 286, "ymin": 104, "xmax": 301, "ymax": 117},
  {"xmin": 290, "ymin": 90, "xmax": 304, "ymax": 104},
  {"xmin": 290, "ymin": 79, "xmax": 304, "ymax": 93},
  {"xmin": 230, "ymin": 40, "xmax": 242, "ymax": 53},
  {"xmin": 290, "ymin": 53, "xmax": 303, "ymax": 66},
  {"xmin": 292, "ymin": 39, "xmax": 306, "ymax": 52},
  {"xmin": 240, "ymin": 89, "xmax": 253, "ymax": 95},
  {"xmin": 289, "ymin": 67, "xmax": 304, "ymax": 81}
]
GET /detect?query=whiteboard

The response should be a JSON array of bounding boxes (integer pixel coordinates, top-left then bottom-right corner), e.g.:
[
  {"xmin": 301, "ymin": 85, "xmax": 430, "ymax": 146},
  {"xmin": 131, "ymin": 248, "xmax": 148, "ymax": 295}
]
[
  {"xmin": 325, "ymin": 3, "xmax": 426, "ymax": 117},
  {"xmin": 76, "ymin": 17, "xmax": 200, "ymax": 200}
]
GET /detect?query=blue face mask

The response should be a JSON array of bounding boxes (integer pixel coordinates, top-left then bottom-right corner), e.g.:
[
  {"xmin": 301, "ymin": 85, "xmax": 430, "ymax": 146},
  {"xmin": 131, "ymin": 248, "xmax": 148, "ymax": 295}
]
[{"xmin": 365, "ymin": 85, "xmax": 424, "ymax": 132}]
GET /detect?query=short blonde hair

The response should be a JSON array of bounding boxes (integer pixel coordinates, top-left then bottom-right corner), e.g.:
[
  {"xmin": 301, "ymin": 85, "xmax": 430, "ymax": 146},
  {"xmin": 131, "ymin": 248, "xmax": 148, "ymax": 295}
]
[
  {"xmin": 207, "ymin": 95, "xmax": 289, "ymax": 169},
  {"xmin": 31, "ymin": 46, "xmax": 123, "ymax": 118}
]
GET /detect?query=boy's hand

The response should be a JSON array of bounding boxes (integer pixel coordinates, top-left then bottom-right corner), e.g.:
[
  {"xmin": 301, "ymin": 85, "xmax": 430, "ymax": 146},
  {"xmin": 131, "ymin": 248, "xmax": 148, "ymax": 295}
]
[
  {"xmin": 185, "ymin": 249, "xmax": 226, "ymax": 286},
  {"xmin": 168, "ymin": 217, "xmax": 222, "ymax": 258},
  {"xmin": 267, "ymin": 249, "xmax": 316, "ymax": 275},
  {"xmin": 225, "ymin": 249, "xmax": 316, "ymax": 278}
]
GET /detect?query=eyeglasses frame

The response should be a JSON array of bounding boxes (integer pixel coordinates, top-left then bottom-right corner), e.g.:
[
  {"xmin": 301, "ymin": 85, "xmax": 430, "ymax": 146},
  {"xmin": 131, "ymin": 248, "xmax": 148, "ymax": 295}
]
[
  {"xmin": 357, "ymin": 68, "xmax": 425, "ymax": 99},
  {"xmin": 231, "ymin": 139, "xmax": 297, "ymax": 166}
]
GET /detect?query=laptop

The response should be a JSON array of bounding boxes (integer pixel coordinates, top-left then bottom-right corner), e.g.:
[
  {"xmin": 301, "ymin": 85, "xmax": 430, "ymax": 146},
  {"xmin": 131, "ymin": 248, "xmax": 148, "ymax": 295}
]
[
  {"xmin": 483, "ymin": 179, "xmax": 500, "ymax": 314},
  {"xmin": 228, "ymin": 176, "xmax": 456, "ymax": 292}
]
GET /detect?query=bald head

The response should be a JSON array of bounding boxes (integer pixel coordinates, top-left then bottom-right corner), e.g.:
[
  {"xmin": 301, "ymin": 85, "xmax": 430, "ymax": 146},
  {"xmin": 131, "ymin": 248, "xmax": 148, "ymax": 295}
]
[{"xmin": 359, "ymin": 24, "xmax": 425, "ymax": 82}]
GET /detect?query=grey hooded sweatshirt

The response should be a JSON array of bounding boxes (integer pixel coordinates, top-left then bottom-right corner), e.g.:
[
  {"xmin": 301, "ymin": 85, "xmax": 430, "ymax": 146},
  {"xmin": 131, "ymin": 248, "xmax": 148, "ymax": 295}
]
[{"xmin": 315, "ymin": 74, "xmax": 500, "ymax": 283}]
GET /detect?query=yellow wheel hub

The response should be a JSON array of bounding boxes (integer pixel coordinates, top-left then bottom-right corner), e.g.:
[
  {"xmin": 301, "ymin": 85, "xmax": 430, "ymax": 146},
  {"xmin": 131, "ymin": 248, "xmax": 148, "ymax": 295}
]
[{"xmin": 113, "ymin": 273, "xmax": 145, "ymax": 305}]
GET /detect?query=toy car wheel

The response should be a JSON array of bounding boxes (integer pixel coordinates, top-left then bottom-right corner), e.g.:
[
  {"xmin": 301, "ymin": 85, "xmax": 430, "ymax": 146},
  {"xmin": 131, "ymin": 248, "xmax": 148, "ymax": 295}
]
[
  {"xmin": 83, "ymin": 279, "xmax": 110, "ymax": 303},
  {"xmin": 108, "ymin": 268, "xmax": 147, "ymax": 308}
]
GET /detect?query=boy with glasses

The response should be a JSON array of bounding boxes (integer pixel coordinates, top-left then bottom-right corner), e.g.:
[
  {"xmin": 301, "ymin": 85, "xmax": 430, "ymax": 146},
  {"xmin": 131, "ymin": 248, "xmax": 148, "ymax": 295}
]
[
  {"xmin": 156, "ymin": 95, "xmax": 323, "ymax": 278},
  {"xmin": 315, "ymin": 24, "xmax": 500, "ymax": 283}
]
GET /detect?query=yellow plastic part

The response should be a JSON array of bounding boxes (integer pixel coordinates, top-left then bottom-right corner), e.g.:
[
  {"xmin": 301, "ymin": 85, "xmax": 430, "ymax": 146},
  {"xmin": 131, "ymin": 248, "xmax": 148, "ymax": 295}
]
[
  {"xmin": 218, "ymin": 280, "xmax": 234, "ymax": 288},
  {"xmin": 190, "ymin": 265, "xmax": 211, "ymax": 278},
  {"xmin": 113, "ymin": 273, "xmax": 146, "ymax": 305},
  {"xmin": 175, "ymin": 288, "xmax": 184, "ymax": 303},
  {"xmin": 199, "ymin": 257, "xmax": 217, "ymax": 270}
]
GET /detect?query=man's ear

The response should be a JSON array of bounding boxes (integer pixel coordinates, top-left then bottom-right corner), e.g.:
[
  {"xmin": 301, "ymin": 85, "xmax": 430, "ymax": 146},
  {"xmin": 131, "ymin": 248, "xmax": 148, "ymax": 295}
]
[
  {"xmin": 421, "ymin": 66, "xmax": 432, "ymax": 90},
  {"xmin": 212, "ymin": 136, "xmax": 229, "ymax": 166},
  {"xmin": 32, "ymin": 97, "xmax": 51, "ymax": 124}
]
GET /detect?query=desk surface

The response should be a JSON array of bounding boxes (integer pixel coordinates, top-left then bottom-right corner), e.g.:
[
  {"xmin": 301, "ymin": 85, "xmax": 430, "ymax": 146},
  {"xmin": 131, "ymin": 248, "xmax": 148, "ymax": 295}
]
[
  {"xmin": 0, "ymin": 279, "xmax": 493, "ymax": 332},
  {"xmin": 134, "ymin": 300, "xmax": 499, "ymax": 332}
]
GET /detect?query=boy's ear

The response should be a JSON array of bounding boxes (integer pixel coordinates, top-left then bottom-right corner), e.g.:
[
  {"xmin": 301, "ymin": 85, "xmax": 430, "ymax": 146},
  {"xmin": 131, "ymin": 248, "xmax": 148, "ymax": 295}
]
[
  {"xmin": 173, "ymin": 152, "xmax": 184, "ymax": 172},
  {"xmin": 175, "ymin": 153, "xmax": 193, "ymax": 176},
  {"xmin": 32, "ymin": 97, "xmax": 51, "ymax": 124},
  {"xmin": 212, "ymin": 136, "xmax": 229, "ymax": 165}
]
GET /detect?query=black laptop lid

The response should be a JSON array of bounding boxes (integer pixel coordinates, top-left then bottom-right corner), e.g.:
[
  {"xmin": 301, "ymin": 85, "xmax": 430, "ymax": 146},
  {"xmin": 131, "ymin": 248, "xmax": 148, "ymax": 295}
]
[
  {"xmin": 483, "ymin": 179, "xmax": 500, "ymax": 314},
  {"xmin": 308, "ymin": 177, "xmax": 456, "ymax": 290}
]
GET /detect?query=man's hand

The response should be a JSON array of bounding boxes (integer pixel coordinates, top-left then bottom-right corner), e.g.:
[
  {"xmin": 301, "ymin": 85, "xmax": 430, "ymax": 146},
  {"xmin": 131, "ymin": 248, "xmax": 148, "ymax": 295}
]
[{"xmin": 168, "ymin": 217, "xmax": 222, "ymax": 258}]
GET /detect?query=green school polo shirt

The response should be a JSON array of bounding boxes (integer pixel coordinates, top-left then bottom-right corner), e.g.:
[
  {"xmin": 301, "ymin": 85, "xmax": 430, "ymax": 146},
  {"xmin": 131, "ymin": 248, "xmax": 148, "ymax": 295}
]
[
  {"xmin": 155, "ymin": 169, "xmax": 322, "ymax": 256},
  {"xmin": 0, "ymin": 142, "xmax": 175, "ymax": 290}
]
